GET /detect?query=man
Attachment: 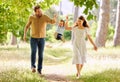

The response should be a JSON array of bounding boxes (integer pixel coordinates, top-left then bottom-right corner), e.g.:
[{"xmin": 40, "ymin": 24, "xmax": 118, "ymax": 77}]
[{"xmin": 23, "ymin": 5, "xmax": 56, "ymax": 75}]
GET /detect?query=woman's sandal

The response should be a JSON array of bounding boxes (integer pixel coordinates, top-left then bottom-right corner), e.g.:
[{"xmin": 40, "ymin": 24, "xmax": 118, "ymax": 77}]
[{"xmin": 76, "ymin": 73, "xmax": 80, "ymax": 79}]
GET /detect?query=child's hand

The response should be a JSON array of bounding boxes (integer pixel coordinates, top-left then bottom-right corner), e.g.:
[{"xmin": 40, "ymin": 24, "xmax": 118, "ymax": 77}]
[
  {"xmin": 54, "ymin": 14, "xmax": 57, "ymax": 18},
  {"xmin": 66, "ymin": 16, "xmax": 68, "ymax": 20}
]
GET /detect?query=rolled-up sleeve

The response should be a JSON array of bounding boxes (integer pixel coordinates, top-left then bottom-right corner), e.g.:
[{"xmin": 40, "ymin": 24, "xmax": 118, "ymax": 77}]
[
  {"xmin": 25, "ymin": 16, "xmax": 32, "ymax": 28},
  {"xmin": 45, "ymin": 15, "xmax": 55, "ymax": 24}
]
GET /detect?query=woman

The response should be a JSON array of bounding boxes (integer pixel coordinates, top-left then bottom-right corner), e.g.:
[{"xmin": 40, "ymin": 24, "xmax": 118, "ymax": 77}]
[{"xmin": 65, "ymin": 16, "xmax": 97, "ymax": 79}]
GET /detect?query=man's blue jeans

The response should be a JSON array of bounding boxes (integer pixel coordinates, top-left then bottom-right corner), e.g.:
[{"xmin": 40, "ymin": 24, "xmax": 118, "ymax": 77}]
[{"xmin": 30, "ymin": 37, "xmax": 45, "ymax": 72}]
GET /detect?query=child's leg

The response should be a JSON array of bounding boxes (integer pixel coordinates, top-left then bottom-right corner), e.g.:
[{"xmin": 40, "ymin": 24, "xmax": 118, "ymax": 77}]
[
  {"xmin": 61, "ymin": 36, "xmax": 65, "ymax": 43},
  {"xmin": 54, "ymin": 32, "xmax": 57, "ymax": 39}
]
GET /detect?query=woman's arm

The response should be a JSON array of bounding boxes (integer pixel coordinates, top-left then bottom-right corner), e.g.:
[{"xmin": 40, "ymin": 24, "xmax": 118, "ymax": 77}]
[
  {"xmin": 65, "ymin": 16, "xmax": 72, "ymax": 30},
  {"xmin": 87, "ymin": 35, "xmax": 97, "ymax": 51}
]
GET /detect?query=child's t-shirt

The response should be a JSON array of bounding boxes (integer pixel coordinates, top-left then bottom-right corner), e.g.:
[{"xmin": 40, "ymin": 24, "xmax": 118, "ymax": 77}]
[{"xmin": 56, "ymin": 26, "xmax": 65, "ymax": 35}]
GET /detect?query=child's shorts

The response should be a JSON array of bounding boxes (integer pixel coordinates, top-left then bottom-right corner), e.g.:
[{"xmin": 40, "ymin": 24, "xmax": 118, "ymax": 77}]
[{"xmin": 56, "ymin": 33, "xmax": 62, "ymax": 40}]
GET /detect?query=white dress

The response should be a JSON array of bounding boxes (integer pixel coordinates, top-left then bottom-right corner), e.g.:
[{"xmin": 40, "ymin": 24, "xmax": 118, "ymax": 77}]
[{"xmin": 72, "ymin": 27, "xmax": 90, "ymax": 64}]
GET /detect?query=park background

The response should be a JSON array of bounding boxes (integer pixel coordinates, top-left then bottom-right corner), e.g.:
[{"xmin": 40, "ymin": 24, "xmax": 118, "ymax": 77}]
[{"xmin": 0, "ymin": 0, "xmax": 120, "ymax": 82}]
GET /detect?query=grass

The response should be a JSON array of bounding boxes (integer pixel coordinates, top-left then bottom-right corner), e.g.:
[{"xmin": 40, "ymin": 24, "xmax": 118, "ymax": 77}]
[
  {"xmin": 0, "ymin": 69, "xmax": 47, "ymax": 82},
  {"xmin": 0, "ymin": 42, "xmax": 120, "ymax": 82},
  {"xmin": 44, "ymin": 47, "xmax": 72, "ymax": 65},
  {"xmin": 0, "ymin": 46, "xmax": 72, "ymax": 65},
  {"xmin": 70, "ymin": 69, "xmax": 120, "ymax": 82}
]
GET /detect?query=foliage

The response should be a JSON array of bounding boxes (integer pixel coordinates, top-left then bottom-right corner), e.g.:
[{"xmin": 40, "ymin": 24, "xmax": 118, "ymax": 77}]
[
  {"xmin": 0, "ymin": 69, "xmax": 47, "ymax": 82},
  {"xmin": 70, "ymin": 69, "xmax": 120, "ymax": 82},
  {"xmin": 0, "ymin": 0, "xmax": 61, "ymax": 43},
  {"xmin": 90, "ymin": 22, "xmax": 98, "ymax": 39},
  {"xmin": 45, "ymin": 7, "xmax": 59, "ymax": 30},
  {"xmin": 46, "ymin": 26, "xmax": 72, "ymax": 42},
  {"xmin": 0, "ymin": 0, "xmax": 35, "ymax": 43},
  {"xmin": 0, "ymin": 3, "xmax": 10, "ymax": 43},
  {"xmin": 91, "ymin": 22, "xmax": 115, "ymax": 40},
  {"xmin": 107, "ymin": 24, "xmax": 115, "ymax": 40},
  {"xmin": 0, "ymin": 0, "xmax": 100, "ymax": 43},
  {"xmin": 64, "ymin": 30, "xmax": 71, "ymax": 40},
  {"xmin": 46, "ymin": 26, "xmax": 56, "ymax": 42},
  {"xmin": 70, "ymin": 0, "xmax": 98, "ymax": 20},
  {"xmin": 39, "ymin": 0, "xmax": 61, "ymax": 10},
  {"xmin": 0, "ymin": 44, "xmax": 120, "ymax": 81}
]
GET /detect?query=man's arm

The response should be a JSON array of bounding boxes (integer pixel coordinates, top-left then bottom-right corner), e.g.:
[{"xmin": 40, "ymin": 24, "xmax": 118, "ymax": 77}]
[
  {"xmin": 46, "ymin": 14, "xmax": 57, "ymax": 24},
  {"xmin": 23, "ymin": 17, "xmax": 32, "ymax": 41}
]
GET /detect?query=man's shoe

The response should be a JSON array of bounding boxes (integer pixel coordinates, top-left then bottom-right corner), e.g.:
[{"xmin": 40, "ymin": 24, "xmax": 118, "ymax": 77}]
[
  {"xmin": 38, "ymin": 70, "xmax": 44, "ymax": 77},
  {"xmin": 32, "ymin": 68, "xmax": 36, "ymax": 73},
  {"xmin": 38, "ymin": 70, "xmax": 42, "ymax": 75}
]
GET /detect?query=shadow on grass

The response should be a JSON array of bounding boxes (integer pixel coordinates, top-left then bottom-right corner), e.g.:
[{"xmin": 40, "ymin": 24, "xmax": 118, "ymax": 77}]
[
  {"xmin": 44, "ymin": 74, "xmax": 69, "ymax": 82},
  {"xmin": 69, "ymin": 69, "xmax": 120, "ymax": 82}
]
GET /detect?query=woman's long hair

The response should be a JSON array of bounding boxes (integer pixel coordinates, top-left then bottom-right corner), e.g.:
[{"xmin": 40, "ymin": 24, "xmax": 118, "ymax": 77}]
[{"xmin": 74, "ymin": 16, "xmax": 89, "ymax": 28}]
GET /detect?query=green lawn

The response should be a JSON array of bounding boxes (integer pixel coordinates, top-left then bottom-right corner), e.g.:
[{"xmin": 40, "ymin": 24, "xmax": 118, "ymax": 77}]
[
  {"xmin": 0, "ymin": 69, "xmax": 47, "ymax": 82},
  {"xmin": 70, "ymin": 69, "xmax": 120, "ymax": 82},
  {"xmin": 0, "ymin": 43, "xmax": 120, "ymax": 82}
]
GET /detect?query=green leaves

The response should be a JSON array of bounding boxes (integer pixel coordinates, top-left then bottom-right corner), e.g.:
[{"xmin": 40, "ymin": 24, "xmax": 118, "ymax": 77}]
[
  {"xmin": 39, "ymin": 0, "xmax": 60, "ymax": 10},
  {"xmin": 0, "ymin": 0, "xmax": 35, "ymax": 43},
  {"xmin": 0, "ymin": 0, "xmax": 62, "ymax": 43},
  {"xmin": 70, "ymin": 0, "xmax": 98, "ymax": 20}
]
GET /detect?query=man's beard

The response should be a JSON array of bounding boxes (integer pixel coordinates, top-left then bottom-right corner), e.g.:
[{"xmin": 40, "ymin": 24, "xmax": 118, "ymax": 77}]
[{"xmin": 36, "ymin": 14, "xmax": 42, "ymax": 18}]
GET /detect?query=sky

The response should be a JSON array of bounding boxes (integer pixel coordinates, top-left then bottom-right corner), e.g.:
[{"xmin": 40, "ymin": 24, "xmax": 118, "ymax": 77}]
[
  {"xmin": 54, "ymin": 0, "xmax": 85, "ymax": 16},
  {"xmin": 54, "ymin": 0, "xmax": 74, "ymax": 15},
  {"xmin": 36, "ymin": 0, "xmax": 85, "ymax": 16}
]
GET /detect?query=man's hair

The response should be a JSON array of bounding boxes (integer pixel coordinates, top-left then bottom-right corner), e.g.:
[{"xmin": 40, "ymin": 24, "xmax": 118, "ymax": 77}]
[{"xmin": 34, "ymin": 5, "xmax": 40, "ymax": 12}]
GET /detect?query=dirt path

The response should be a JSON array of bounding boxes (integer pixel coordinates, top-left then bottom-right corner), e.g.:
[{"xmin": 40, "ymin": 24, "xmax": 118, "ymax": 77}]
[
  {"xmin": 0, "ymin": 42, "xmax": 120, "ymax": 82},
  {"xmin": 42, "ymin": 57, "xmax": 120, "ymax": 82}
]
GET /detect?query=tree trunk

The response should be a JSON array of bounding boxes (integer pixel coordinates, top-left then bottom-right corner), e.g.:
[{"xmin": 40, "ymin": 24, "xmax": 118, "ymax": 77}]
[
  {"xmin": 11, "ymin": 34, "xmax": 17, "ymax": 45},
  {"xmin": 95, "ymin": 0, "xmax": 110, "ymax": 47},
  {"xmin": 113, "ymin": 0, "xmax": 120, "ymax": 46},
  {"xmin": 73, "ymin": 6, "xmax": 79, "ymax": 22},
  {"xmin": 59, "ymin": 1, "xmax": 62, "ymax": 15}
]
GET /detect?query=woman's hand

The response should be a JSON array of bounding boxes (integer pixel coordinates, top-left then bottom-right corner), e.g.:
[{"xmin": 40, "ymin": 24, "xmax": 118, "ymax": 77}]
[
  {"xmin": 66, "ymin": 16, "xmax": 68, "ymax": 20},
  {"xmin": 94, "ymin": 45, "xmax": 97, "ymax": 51}
]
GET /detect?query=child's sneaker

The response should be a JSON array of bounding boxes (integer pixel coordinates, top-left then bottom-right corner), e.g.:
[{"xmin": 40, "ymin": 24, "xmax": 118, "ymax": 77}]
[{"xmin": 61, "ymin": 36, "xmax": 65, "ymax": 43}]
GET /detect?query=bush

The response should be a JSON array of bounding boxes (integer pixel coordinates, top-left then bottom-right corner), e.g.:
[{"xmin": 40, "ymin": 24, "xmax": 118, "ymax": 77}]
[
  {"xmin": 107, "ymin": 24, "xmax": 115, "ymax": 40},
  {"xmin": 91, "ymin": 22, "xmax": 98, "ymax": 39},
  {"xmin": 46, "ymin": 26, "xmax": 56, "ymax": 42},
  {"xmin": 91, "ymin": 22, "xmax": 115, "ymax": 40},
  {"xmin": 64, "ymin": 30, "xmax": 71, "ymax": 41}
]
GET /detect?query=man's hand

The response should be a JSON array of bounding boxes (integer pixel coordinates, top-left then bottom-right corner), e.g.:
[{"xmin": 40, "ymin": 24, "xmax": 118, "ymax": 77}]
[
  {"xmin": 54, "ymin": 14, "xmax": 57, "ymax": 19},
  {"xmin": 23, "ymin": 34, "xmax": 26, "ymax": 42},
  {"xmin": 53, "ymin": 14, "xmax": 57, "ymax": 23}
]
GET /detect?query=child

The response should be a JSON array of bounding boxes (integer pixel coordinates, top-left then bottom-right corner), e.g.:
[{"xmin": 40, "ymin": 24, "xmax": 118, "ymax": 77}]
[
  {"xmin": 65, "ymin": 16, "xmax": 97, "ymax": 79},
  {"xmin": 54, "ymin": 19, "xmax": 65, "ymax": 42}
]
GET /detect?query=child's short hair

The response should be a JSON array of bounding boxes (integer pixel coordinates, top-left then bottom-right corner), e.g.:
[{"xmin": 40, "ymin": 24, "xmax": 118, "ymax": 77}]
[{"xmin": 60, "ymin": 19, "xmax": 65, "ymax": 26}]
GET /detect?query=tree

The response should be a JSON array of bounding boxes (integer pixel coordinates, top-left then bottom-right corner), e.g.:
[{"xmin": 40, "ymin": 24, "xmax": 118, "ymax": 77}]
[
  {"xmin": 110, "ymin": 0, "xmax": 117, "ymax": 27},
  {"xmin": 0, "ymin": 0, "xmax": 60, "ymax": 44},
  {"xmin": 73, "ymin": 6, "xmax": 79, "ymax": 22},
  {"xmin": 70, "ymin": 0, "xmax": 98, "ymax": 20},
  {"xmin": 95, "ymin": 0, "xmax": 110, "ymax": 47},
  {"xmin": 113, "ymin": 0, "xmax": 120, "ymax": 46},
  {"xmin": 0, "ymin": 0, "xmax": 98, "ymax": 44}
]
